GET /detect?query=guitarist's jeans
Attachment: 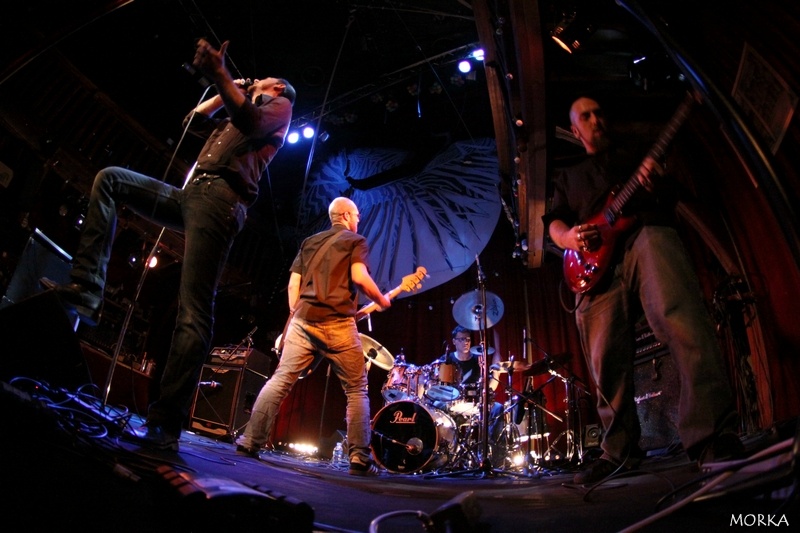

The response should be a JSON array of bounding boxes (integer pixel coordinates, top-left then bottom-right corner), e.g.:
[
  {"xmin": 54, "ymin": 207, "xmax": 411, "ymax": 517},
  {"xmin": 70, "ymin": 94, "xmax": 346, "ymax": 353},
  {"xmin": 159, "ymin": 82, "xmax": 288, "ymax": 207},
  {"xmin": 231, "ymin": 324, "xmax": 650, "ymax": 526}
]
[
  {"xmin": 237, "ymin": 316, "xmax": 372, "ymax": 462},
  {"xmin": 575, "ymin": 226, "xmax": 737, "ymax": 465}
]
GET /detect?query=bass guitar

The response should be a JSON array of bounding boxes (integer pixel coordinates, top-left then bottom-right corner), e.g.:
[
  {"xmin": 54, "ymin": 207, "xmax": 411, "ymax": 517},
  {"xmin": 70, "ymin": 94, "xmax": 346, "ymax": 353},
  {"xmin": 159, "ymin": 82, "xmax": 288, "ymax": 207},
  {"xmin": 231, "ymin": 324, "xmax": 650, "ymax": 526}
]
[
  {"xmin": 564, "ymin": 92, "xmax": 697, "ymax": 294},
  {"xmin": 274, "ymin": 266, "xmax": 428, "ymax": 377}
]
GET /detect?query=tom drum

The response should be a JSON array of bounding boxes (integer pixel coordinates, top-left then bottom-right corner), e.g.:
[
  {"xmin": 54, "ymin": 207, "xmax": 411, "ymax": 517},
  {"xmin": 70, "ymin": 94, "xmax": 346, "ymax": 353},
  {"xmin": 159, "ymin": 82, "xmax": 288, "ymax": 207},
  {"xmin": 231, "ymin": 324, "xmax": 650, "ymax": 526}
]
[
  {"xmin": 381, "ymin": 364, "xmax": 424, "ymax": 402},
  {"xmin": 424, "ymin": 362, "xmax": 462, "ymax": 403}
]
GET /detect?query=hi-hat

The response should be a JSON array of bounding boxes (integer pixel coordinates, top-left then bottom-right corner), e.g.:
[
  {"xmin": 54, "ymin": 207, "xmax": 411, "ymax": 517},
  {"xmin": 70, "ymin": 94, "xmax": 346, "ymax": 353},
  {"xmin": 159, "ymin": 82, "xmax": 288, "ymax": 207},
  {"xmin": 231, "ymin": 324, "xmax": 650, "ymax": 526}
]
[
  {"xmin": 452, "ymin": 290, "xmax": 504, "ymax": 330},
  {"xmin": 522, "ymin": 352, "xmax": 572, "ymax": 376},
  {"xmin": 469, "ymin": 345, "xmax": 495, "ymax": 357},
  {"xmin": 360, "ymin": 334, "xmax": 394, "ymax": 370}
]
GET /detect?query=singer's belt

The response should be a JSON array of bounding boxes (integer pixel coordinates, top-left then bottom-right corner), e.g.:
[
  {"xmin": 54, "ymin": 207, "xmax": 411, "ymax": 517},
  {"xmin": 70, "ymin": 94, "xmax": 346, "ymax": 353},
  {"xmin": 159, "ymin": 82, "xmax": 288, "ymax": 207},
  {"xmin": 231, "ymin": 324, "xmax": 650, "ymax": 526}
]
[
  {"xmin": 191, "ymin": 172, "xmax": 224, "ymax": 184},
  {"xmin": 190, "ymin": 173, "xmax": 244, "ymax": 204}
]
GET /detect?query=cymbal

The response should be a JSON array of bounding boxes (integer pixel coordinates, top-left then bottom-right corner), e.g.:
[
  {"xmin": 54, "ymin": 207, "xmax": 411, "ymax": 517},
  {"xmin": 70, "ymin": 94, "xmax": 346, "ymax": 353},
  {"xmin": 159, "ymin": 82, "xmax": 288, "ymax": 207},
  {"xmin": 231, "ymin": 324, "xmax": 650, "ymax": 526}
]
[
  {"xmin": 522, "ymin": 353, "xmax": 572, "ymax": 376},
  {"xmin": 452, "ymin": 290, "xmax": 504, "ymax": 331},
  {"xmin": 489, "ymin": 360, "xmax": 531, "ymax": 373},
  {"xmin": 360, "ymin": 334, "xmax": 394, "ymax": 371},
  {"xmin": 469, "ymin": 345, "xmax": 495, "ymax": 357}
]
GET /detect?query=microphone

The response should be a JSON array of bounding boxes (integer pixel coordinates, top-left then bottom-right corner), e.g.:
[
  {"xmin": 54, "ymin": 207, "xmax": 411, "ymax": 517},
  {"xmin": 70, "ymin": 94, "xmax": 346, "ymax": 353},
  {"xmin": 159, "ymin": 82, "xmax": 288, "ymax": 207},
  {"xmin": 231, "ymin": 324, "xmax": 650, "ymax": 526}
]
[
  {"xmin": 181, "ymin": 62, "xmax": 211, "ymax": 88},
  {"xmin": 237, "ymin": 78, "xmax": 254, "ymax": 91},
  {"xmin": 198, "ymin": 381, "xmax": 223, "ymax": 389}
]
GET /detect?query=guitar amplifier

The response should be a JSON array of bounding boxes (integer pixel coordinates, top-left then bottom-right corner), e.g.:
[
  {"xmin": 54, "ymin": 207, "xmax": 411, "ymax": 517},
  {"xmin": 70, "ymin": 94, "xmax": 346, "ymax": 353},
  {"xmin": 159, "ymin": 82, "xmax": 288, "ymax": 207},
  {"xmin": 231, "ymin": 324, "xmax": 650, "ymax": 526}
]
[
  {"xmin": 208, "ymin": 346, "xmax": 251, "ymax": 366},
  {"xmin": 189, "ymin": 347, "xmax": 272, "ymax": 440},
  {"xmin": 633, "ymin": 323, "xmax": 680, "ymax": 452}
]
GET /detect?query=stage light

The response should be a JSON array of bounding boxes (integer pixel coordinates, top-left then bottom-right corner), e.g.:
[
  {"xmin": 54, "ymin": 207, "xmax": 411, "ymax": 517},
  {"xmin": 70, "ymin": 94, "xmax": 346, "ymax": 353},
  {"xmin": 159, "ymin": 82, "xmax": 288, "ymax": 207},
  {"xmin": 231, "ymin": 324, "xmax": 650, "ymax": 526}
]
[
  {"xmin": 127, "ymin": 253, "xmax": 139, "ymax": 268},
  {"xmin": 286, "ymin": 131, "xmax": 300, "ymax": 144},
  {"xmin": 147, "ymin": 252, "xmax": 159, "ymax": 269},
  {"xmin": 470, "ymin": 48, "xmax": 484, "ymax": 62},
  {"xmin": 458, "ymin": 60, "xmax": 472, "ymax": 74},
  {"xmin": 302, "ymin": 125, "xmax": 315, "ymax": 139},
  {"xmin": 318, "ymin": 131, "xmax": 330, "ymax": 143},
  {"xmin": 551, "ymin": 11, "xmax": 595, "ymax": 54}
]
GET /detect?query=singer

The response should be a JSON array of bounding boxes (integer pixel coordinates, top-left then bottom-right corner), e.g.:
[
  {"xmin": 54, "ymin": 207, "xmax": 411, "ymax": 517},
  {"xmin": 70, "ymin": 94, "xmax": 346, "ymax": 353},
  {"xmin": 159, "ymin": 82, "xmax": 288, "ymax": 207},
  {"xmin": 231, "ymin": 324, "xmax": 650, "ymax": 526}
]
[{"xmin": 40, "ymin": 38, "xmax": 295, "ymax": 452}]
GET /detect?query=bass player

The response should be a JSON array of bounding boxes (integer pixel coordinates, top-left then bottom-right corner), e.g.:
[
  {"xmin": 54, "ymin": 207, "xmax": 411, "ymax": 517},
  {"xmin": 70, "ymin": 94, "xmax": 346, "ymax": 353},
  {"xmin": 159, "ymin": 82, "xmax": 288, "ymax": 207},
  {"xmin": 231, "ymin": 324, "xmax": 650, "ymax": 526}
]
[{"xmin": 543, "ymin": 95, "xmax": 743, "ymax": 485}]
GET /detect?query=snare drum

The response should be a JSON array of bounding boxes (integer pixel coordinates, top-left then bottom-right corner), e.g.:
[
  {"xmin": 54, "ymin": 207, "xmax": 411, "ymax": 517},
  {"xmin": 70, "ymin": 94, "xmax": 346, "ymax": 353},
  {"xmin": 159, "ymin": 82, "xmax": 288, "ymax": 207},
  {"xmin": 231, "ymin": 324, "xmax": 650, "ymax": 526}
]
[
  {"xmin": 381, "ymin": 363, "xmax": 424, "ymax": 402},
  {"xmin": 424, "ymin": 362, "xmax": 462, "ymax": 402},
  {"xmin": 371, "ymin": 400, "xmax": 457, "ymax": 473},
  {"xmin": 447, "ymin": 383, "xmax": 493, "ymax": 419}
]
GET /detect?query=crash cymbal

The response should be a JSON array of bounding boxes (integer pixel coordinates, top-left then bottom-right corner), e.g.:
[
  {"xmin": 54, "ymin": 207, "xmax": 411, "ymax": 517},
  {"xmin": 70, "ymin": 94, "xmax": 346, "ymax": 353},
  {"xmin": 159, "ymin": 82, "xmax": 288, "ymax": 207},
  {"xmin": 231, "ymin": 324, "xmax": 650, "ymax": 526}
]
[
  {"xmin": 522, "ymin": 353, "xmax": 572, "ymax": 376},
  {"xmin": 469, "ymin": 345, "xmax": 496, "ymax": 357},
  {"xmin": 360, "ymin": 334, "xmax": 394, "ymax": 371},
  {"xmin": 452, "ymin": 290, "xmax": 504, "ymax": 331}
]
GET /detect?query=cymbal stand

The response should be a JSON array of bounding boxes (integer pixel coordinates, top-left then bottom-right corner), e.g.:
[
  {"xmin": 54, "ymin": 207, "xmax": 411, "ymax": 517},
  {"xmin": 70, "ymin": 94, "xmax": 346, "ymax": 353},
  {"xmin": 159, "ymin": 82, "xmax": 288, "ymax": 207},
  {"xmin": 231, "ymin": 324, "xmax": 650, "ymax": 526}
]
[
  {"xmin": 505, "ymin": 375, "xmax": 563, "ymax": 471},
  {"xmin": 544, "ymin": 367, "xmax": 585, "ymax": 465},
  {"xmin": 426, "ymin": 256, "xmax": 506, "ymax": 479}
]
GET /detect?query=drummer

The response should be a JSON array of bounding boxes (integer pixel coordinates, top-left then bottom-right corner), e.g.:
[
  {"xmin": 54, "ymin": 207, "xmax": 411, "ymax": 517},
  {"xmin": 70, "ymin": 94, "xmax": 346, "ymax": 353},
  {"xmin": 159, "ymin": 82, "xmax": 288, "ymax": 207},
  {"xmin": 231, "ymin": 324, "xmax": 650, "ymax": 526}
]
[{"xmin": 429, "ymin": 325, "xmax": 504, "ymax": 441}]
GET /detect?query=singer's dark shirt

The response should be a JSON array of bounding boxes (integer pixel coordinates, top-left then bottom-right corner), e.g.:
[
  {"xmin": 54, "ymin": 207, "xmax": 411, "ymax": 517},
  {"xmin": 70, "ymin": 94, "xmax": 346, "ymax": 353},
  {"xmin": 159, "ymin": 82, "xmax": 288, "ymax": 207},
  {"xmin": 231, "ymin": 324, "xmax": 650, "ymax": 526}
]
[{"xmin": 184, "ymin": 94, "xmax": 292, "ymax": 205}]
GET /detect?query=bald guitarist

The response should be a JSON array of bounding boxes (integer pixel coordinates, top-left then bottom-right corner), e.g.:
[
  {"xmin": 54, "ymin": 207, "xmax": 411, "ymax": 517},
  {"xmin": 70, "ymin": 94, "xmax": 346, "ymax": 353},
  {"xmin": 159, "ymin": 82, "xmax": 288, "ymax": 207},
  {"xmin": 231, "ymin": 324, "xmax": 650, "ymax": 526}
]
[
  {"xmin": 544, "ymin": 95, "xmax": 742, "ymax": 485},
  {"xmin": 236, "ymin": 197, "xmax": 390, "ymax": 476}
]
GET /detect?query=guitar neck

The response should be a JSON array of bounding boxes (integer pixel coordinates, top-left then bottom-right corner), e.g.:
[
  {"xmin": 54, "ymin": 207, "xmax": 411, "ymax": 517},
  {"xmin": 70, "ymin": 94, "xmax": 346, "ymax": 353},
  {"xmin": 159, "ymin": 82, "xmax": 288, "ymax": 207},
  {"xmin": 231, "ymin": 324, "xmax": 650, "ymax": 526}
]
[
  {"xmin": 606, "ymin": 92, "xmax": 696, "ymax": 221},
  {"xmin": 356, "ymin": 286, "xmax": 403, "ymax": 322}
]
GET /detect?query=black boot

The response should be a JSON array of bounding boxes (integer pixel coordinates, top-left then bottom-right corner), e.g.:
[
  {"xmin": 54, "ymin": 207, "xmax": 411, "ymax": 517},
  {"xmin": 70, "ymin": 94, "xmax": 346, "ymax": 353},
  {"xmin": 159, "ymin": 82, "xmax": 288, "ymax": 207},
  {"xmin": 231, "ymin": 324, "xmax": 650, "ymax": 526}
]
[{"xmin": 40, "ymin": 277, "xmax": 103, "ymax": 326}]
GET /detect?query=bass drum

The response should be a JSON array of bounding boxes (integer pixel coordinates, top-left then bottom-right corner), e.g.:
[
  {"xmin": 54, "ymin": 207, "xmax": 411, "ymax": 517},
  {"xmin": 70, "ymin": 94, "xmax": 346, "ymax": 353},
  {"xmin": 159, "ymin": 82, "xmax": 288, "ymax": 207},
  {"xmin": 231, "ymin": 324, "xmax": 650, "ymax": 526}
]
[{"xmin": 371, "ymin": 400, "xmax": 457, "ymax": 474}]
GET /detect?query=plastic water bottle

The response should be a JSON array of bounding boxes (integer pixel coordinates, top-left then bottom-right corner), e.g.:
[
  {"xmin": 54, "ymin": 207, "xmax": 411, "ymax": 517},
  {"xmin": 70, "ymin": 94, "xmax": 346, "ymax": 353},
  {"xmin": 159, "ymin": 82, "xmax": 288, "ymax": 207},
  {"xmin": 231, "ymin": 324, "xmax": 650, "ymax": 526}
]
[{"xmin": 332, "ymin": 441, "xmax": 344, "ymax": 466}]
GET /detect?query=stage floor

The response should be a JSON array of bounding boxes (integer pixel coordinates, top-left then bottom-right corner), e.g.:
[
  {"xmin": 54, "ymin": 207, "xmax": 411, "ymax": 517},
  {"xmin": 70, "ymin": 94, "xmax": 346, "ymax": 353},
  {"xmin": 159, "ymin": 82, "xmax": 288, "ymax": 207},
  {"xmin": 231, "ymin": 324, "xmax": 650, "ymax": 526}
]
[{"xmin": 1, "ymin": 378, "xmax": 797, "ymax": 533}]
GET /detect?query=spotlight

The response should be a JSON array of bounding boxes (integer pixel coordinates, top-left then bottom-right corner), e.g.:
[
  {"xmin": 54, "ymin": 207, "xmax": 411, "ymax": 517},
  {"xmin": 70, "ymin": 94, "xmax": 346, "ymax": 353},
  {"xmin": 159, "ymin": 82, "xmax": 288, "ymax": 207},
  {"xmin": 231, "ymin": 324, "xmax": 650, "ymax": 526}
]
[
  {"xmin": 470, "ymin": 49, "xmax": 485, "ymax": 62},
  {"xmin": 127, "ymin": 253, "xmax": 139, "ymax": 268},
  {"xmin": 458, "ymin": 60, "xmax": 472, "ymax": 74},
  {"xmin": 318, "ymin": 131, "xmax": 330, "ymax": 143},
  {"xmin": 302, "ymin": 125, "xmax": 315, "ymax": 139},
  {"xmin": 147, "ymin": 252, "xmax": 159, "ymax": 269},
  {"xmin": 286, "ymin": 131, "xmax": 300, "ymax": 144},
  {"xmin": 551, "ymin": 11, "xmax": 595, "ymax": 54}
]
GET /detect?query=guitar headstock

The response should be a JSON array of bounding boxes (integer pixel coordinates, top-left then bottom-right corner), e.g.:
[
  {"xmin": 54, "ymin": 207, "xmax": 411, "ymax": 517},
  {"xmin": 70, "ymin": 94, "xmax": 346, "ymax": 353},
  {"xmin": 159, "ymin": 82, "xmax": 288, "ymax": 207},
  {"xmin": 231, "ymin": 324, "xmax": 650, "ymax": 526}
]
[{"xmin": 400, "ymin": 266, "xmax": 427, "ymax": 293}]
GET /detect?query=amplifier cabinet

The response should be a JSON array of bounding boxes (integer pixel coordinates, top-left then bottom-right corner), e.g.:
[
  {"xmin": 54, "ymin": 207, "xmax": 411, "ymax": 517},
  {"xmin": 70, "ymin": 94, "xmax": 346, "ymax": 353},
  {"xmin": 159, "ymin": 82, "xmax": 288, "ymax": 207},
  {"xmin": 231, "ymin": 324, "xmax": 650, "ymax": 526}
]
[
  {"xmin": 189, "ymin": 348, "xmax": 271, "ymax": 440},
  {"xmin": 634, "ymin": 348, "xmax": 680, "ymax": 452}
]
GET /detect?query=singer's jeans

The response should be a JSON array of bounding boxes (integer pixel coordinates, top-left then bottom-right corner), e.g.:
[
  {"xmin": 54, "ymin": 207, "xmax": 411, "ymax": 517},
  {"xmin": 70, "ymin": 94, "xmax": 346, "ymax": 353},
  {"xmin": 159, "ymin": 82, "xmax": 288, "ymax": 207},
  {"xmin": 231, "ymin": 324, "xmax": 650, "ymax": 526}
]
[
  {"xmin": 237, "ymin": 316, "xmax": 373, "ymax": 463},
  {"xmin": 575, "ymin": 226, "xmax": 737, "ymax": 464},
  {"xmin": 71, "ymin": 166, "xmax": 246, "ymax": 434}
]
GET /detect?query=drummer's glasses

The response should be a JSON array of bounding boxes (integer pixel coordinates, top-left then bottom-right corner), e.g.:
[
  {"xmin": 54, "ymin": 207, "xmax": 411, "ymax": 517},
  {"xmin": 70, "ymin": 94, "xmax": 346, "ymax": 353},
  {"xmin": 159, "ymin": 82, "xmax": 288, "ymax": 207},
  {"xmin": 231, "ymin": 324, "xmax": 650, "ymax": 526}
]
[{"xmin": 454, "ymin": 336, "xmax": 471, "ymax": 343}]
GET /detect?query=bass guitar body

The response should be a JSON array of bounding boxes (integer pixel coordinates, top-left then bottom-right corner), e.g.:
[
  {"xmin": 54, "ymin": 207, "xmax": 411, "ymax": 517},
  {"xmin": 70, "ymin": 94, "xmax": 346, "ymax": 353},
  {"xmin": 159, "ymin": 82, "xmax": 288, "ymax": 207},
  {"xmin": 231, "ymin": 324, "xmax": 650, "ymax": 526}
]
[{"xmin": 562, "ymin": 193, "xmax": 637, "ymax": 294}]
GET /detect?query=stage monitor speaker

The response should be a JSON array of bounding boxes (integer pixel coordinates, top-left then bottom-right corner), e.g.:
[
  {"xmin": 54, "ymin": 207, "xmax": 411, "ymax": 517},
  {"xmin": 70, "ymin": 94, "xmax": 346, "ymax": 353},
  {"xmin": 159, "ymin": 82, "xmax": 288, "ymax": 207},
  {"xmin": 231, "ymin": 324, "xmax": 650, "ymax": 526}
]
[
  {"xmin": 634, "ymin": 350, "xmax": 680, "ymax": 452},
  {"xmin": 189, "ymin": 350, "xmax": 270, "ymax": 440},
  {"xmin": 0, "ymin": 290, "xmax": 92, "ymax": 390},
  {"xmin": 1, "ymin": 228, "xmax": 72, "ymax": 309}
]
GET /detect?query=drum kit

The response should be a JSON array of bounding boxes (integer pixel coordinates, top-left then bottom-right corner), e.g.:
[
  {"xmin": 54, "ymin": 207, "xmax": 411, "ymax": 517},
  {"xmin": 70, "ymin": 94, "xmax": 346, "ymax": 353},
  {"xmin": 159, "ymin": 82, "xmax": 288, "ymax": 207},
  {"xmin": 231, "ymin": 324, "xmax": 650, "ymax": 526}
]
[
  {"xmin": 364, "ymin": 256, "xmax": 589, "ymax": 477},
  {"xmin": 365, "ymin": 276, "xmax": 569, "ymax": 476}
]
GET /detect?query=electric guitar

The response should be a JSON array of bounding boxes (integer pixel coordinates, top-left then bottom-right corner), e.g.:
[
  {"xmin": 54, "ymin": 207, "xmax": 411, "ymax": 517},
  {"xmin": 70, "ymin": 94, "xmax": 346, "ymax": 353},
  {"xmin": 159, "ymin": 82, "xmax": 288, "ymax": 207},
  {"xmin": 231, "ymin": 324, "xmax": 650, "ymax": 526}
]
[
  {"xmin": 563, "ymin": 92, "xmax": 697, "ymax": 294},
  {"xmin": 274, "ymin": 266, "xmax": 428, "ymax": 377}
]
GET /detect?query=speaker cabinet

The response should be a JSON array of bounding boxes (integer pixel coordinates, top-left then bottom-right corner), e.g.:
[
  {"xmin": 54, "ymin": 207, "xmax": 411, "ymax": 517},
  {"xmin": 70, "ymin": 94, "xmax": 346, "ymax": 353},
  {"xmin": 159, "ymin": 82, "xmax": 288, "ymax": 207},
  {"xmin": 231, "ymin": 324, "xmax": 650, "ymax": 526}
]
[
  {"xmin": 0, "ymin": 290, "xmax": 91, "ymax": 390},
  {"xmin": 634, "ymin": 350, "xmax": 680, "ymax": 452},
  {"xmin": 189, "ymin": 349, "xmax": 271, "ymax": 440},
  {"xmin": 1, "ymin": 228, "xmax": 72, "ymax": 309}
]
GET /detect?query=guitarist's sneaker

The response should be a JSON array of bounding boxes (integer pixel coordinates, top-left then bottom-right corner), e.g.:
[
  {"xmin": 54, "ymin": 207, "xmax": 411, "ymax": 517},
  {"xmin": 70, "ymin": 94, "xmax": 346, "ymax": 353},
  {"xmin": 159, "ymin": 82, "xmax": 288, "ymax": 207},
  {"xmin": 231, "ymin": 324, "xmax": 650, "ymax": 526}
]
[{"xmin": 349, "ymin": 456, "xmax": 381, "ymax": 477}]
